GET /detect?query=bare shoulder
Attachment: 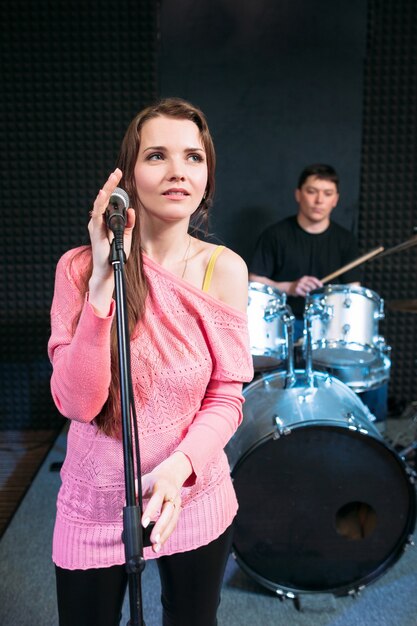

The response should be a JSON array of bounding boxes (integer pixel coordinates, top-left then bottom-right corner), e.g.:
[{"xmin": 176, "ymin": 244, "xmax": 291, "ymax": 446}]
[{"xmin": 209, "ymin": 246, "xmax": 249, "ymax": 313}]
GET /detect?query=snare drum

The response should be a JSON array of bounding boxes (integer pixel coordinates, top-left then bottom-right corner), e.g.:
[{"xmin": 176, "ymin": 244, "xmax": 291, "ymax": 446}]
[
  {"xmin": 226, "ymin": 370, "xmax": 416, "ymax": 597},
  {"xmin": 306, "ymin": 285, "xmax": 386, "ymax": 366},
  {"xmin": 247, "ymin": 282, "xmax": 288, "ymax": 372}
]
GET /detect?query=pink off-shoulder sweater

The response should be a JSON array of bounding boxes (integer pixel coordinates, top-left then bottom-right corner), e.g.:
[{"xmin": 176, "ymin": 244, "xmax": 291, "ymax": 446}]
[{"xmin": 48, "ymin": 247, "xmax": 254, "ymax": 569}]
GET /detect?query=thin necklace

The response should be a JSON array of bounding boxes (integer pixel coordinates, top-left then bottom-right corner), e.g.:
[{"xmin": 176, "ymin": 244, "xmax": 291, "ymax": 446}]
[{"xmin": 181, "ymin": 235, "xmax": 192, "ymax": 279}]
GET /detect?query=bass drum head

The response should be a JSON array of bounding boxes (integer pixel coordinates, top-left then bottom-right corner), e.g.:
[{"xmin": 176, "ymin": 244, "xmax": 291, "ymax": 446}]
[{"xmin": 230, "ymin": 379, "xmax": 416, "ymax": 596}]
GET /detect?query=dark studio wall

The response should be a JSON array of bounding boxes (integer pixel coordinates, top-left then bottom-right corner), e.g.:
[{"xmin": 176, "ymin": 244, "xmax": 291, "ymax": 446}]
[
  {"xmin": 0, "ymin": 0, "xmax": 159, "ymax": 429},
  {"xmin": 1, "ymin": 0, "xmax": 416, "ymax": 432},
  {"xmin": 159, "ymin": 0, "xmax": 417, "ymax": 407},
  {"xmin": 359, "ymin": 0, "xmax": 417, "ymax": 409},
  {"xmin": 158, "ymin": 0, "xmax": 367, "ymax": 263}
]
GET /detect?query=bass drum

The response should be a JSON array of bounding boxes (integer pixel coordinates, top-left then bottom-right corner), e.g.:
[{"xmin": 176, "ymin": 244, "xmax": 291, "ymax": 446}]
[{"xmin": 226, "ymin": 370, "xmax": 416, "ymax": 597}]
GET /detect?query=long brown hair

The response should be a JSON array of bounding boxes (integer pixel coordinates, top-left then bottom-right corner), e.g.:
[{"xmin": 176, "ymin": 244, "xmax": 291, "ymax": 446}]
[{"xmin": 74, "ymin": 98, "xmax": 216, "ymax": 436}]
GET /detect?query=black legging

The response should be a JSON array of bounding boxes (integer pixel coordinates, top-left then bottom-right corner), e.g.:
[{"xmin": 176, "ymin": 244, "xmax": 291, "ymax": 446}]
[{"xmin": 55, "ymin": 525, "xmax": 233, "ymax": 626}]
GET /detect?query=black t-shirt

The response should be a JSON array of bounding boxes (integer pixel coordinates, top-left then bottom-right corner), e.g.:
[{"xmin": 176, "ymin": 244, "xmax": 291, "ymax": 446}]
[{"xmin": 249, "ymin": 215, "xmax": 362, "ymax": 318}]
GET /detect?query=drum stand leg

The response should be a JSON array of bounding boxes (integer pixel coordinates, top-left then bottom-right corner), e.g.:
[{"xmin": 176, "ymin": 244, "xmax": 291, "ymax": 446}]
[
  {"xmin": 400, "ymin": 440, "xmax": 417, "ymax": 461},
  {"xmin": 283, "ymin": 308, "xmax": 296, "ymax": 387},
  {"xmin": 394, "ymin": 402, "xmax": 417, "ymax": 468}
]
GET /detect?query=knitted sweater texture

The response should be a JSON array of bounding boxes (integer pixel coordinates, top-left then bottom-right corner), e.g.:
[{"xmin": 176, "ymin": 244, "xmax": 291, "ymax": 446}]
[{"xmin": 48, "ymin": 247, "xmax": 254, "ymax": 569}]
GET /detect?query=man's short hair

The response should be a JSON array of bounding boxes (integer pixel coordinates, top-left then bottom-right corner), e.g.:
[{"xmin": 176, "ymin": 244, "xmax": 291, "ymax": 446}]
[{"xmin": 297, "ymin": 164, "xmax": 339, "ymax": 191}]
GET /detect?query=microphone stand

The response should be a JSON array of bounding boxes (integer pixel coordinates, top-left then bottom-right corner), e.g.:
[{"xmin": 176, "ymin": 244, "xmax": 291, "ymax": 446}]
[{"xmin": 109, "ymin": 237, "xmax": 146, "ymax": 626}]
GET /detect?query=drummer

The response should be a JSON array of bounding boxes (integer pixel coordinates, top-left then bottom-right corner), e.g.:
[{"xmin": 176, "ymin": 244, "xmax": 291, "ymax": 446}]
[
  {"xmin": 249, "ymin": 163, "xmax": 388, "ymax": 424},
  {"xmin": 249, "ymin": 163, "xmax": 361, "ymax": 341}
]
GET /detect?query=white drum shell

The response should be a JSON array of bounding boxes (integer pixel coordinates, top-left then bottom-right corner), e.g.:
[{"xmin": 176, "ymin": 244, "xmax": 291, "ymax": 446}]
[
  {"xmin": 306, "ymin": 285, "xmax": 384, "ymax": 366},
  {"xmin": 247, "ymin": 282, "xmax": 288, "ymax": 370}
]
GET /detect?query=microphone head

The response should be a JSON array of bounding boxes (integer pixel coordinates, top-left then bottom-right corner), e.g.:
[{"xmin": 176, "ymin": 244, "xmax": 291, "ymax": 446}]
[{"xmin": 110, "ymin": 187, "xmax": 130, "ymax": 209}]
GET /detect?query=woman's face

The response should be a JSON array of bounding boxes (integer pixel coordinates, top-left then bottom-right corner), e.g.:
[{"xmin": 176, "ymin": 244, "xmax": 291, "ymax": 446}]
[{"xmin": 134, "ymin": 115, "xmax": 208, "ymax": 224}]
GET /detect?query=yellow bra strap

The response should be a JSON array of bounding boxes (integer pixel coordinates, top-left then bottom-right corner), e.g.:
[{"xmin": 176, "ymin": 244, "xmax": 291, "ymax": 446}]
[{"xmin": 202, "ymin": 246, "xmax": 225, "ymax": 292}]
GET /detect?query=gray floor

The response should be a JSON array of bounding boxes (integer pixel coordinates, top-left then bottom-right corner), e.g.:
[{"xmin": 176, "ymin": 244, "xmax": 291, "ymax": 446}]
[{"xmin": 1, "ymin": 417, "xmax": 417, "ymax": 626}]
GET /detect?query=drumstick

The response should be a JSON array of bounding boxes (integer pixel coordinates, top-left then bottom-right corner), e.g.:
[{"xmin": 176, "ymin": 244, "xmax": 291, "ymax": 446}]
[
  {"xmin": 321, "ymin": 246, "xmax": 384, "ymax": 284},
  {"xmin": 374, "ymin": 234, "xmax": 417, "ymax": 259}
]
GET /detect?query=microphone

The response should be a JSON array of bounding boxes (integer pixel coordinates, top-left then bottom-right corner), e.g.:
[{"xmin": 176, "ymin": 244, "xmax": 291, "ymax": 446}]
[{"xmin": 105, "ymin": 187, "xmax": 130, "ymax": 236}]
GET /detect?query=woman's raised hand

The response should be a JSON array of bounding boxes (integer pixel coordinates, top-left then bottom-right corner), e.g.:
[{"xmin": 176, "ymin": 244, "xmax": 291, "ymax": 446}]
[
  {"xmin": 87, "ymin": 168, "xmax": 136, "ymax": 315},
  {"xmin": 88, "ymin": 168, "xmax": 136, "ymax": 277}
]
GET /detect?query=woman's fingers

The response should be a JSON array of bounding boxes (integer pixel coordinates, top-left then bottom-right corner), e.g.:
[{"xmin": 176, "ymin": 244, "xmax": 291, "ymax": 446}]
[
  {"xmin": 92, "ymin": 190, "xmax": 107, "ymax": 215},
  {"xmin": 102, "ymin": 168, "xmax": 123, "ymax": 194},
  {"xmin": 126, "ymin": 207, "xmax": 136, "ymax": 230},
  {"xmin": 148, "ymin": 498, "xmax": 182, "ymax": 553},
  {"xmin": 140, "ymin": 476, "xmax": 182, "ymax": 552},
  {"xmin": 90, "ymin": 170, "xmax": 123, "ymax": 218}
]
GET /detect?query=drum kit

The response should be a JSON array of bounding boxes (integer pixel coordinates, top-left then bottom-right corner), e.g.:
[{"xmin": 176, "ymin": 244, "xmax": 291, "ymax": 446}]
[{"xmin": 226, "ymin": 238, "xmax": 417, "ymax": 601}]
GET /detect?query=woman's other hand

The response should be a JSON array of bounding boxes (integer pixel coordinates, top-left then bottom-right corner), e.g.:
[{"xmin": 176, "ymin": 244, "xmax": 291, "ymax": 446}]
[{"xmin": 141, "ymin": 452, "xmax": 192, "ymax": 553}]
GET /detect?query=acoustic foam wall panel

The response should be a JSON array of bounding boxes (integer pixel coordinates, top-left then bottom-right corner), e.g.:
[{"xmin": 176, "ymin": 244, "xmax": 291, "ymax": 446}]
[
  {"xmin": 0, "ymin": 0, "xmax": 159, "ymax": 429},
  {"xmin": 359, "ymin": 0, "xmax": 417, "ymax": 408}
]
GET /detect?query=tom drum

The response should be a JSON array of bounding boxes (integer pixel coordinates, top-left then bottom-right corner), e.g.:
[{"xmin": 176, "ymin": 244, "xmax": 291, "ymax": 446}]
[
  {"xmin": 305, "ymin": 285, "xmax": 387, "ymax": 366},
  {"xmin": 247, "ymin": 282, "xmax": 289, "ymax": 372}
]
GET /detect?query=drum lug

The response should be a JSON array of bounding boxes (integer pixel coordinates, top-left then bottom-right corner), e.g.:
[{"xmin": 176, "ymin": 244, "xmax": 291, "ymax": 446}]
[
  {"xmin": 343, "ymin": 296, "xmax": 352, "ymax": 309},
  {"xmin": 324, "ymin": 304, "xmax": 334, "ymax": 320},
  {"xmin": 274, "ymin": 588, "xmax": 296, "ymax": 599},
  {"xmin": 273, "ymin": 415, "xmax": 291, "ymax": 437},
  {"xmin": 376, "ymin": 298, "xmax": 385, "ymax": 319},
  {"xmin": 347, "ymin": 412, "xmax": 369, "ymax": 434},
  {"xmin": 263, "ymin": 305, "xmax": 278, "ymax": 321},
  {"xmin": 324, "ymin": 374, "xmax": 333, "ymax": 387},
  {"xmin": 347, "ymin": 585, "xmax": 365, "ymax": 597},
  {"xmin": 404, "ymin": 465, "xmax": 417, "ymax": 484},
  {"xmin": 347, "ymin": 412, "xmax": 355, "ymax": 424},
  {"xmin": 374, "ymin": 336, "xmax": 391, "ymax": 356},
  {"xmin": 307, "ymin": 300, "xmax": 333, "ymax": 321},
  {"xmin": 342, "ymin": 323, "xmax": 351, "ymax": 338}
]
